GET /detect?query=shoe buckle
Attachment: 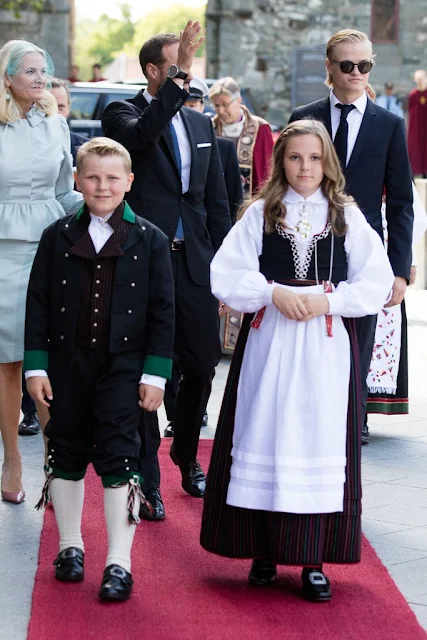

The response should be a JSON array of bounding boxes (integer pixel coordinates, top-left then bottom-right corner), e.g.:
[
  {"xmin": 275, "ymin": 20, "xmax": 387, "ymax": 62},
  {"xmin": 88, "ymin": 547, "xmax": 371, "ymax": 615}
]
[
  {"xmin": 309, "ymin": 571, "xmax": 327, "ymax": 585},
  {"xmin": 109, "ymin": 566, "xmax": 127, "ymax": 579}
]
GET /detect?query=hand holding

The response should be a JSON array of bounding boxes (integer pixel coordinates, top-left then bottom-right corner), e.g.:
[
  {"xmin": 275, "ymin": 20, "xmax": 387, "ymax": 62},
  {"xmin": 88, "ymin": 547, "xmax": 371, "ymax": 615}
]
[
  {"xmin": 272, "ymin": 286, "xmax": 308, "ymax": 321},
  {"xmin": 384, "ymin": 276, "xmax": 407, "ymax": 307},
  {"xmin": 177, "ymin": 20, "xmax": 205, "ymax": 73},
  {"xmin": 298, "ymin": 294, "xmax": 330, "ymax": 321},
  {"xmin": 26, "ymin": 376, "xmax": 53, "ymax": 408},
  {"xmin": 138, "ymin": 384, "xmax": 164, "ymax": 412}
]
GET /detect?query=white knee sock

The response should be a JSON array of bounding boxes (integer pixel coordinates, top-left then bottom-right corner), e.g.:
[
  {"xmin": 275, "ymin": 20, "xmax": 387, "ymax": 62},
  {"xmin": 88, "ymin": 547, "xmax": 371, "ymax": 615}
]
[
  {"xmin": 50, "ymin": 478, "xmax": 85, "ymax": 553},
  {"xmin": 104, "ymin": 484, "xmax": 139, "ymax": 573}
]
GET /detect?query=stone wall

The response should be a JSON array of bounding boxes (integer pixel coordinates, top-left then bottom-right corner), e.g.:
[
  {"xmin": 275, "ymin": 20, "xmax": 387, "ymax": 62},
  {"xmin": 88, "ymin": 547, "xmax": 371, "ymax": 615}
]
[
  {"xmin": 206, "ymin": 0, "xmax": 427, "ymax": 126},
  {"xmin": 0, "ymin": 0, "xmax": 72, "ymax": 79}
]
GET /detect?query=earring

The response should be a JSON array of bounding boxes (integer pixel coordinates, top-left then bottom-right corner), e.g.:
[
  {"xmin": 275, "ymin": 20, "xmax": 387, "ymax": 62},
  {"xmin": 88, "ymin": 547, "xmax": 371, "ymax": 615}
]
[{"xmin": 5, "ymin": 91, "xmax": 10, "ymax": 100}]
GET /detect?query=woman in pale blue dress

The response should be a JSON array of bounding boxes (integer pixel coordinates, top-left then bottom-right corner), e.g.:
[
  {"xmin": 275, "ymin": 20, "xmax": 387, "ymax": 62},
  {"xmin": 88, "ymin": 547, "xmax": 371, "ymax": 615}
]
[{"xmin": 0, "ymin": 40, "xmax": 83, "ymax": 503}]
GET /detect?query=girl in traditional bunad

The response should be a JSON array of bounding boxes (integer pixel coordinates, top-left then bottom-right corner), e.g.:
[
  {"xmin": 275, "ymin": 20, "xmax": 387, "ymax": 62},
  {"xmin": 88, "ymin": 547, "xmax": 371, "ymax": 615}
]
[{"xmin": 200, "ymin": 119, "xmax": 394, "ymax": 601}]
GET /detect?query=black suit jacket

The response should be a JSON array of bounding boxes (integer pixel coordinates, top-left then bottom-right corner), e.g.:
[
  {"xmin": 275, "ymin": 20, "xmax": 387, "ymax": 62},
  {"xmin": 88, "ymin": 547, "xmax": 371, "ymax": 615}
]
[
  {"xmin": 102, "ymin": 79, "xmax": 231, "ymax": 286},
  {"xmin": 289, "ymin": 97, "xmax": 414, "ymax": 279},
  {"xmin": 24, "ymin": 208, "xmax": 174, "ymax": 366},
  {"xmin": 216, "ymin": 137, "xmax": 243, "ymax": 223},
  {"xmin": 70, "ymin": 132, "xmax": 89, "ymax": 166}
]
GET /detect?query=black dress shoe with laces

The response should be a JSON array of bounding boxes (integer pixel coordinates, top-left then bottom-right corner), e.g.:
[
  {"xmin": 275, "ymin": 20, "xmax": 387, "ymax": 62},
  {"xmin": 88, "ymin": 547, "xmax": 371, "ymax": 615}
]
[
  {"xmin": 170, "ymin": 448, "xmax": 206, "ymax": 497},
  {"xmin": 53, "ymin": 547, "xmax": 84, "ymax": 582},
  {"xmin": 301, "ymin": 568, "xmax": 332, "ymax": 602},
  {"xmin": 248, "ymin": 558, "xmax": 277, "ymax": 586},
  {"xmin": 99, "ymin": 564, "xmax": 133, "ymax": 602},
  {"xmin": 18, "ymin": 411, "xmax": 41, "ymax": 436},
  {"xmin": 139, "ymin": 487, "xmax": 165, "ymax": 520},
  {"xmin": 361, "ymin": 422, "xmax": 370, "ymax": 445},
  {"xmin": 163, "ymin": 421, "xmax": 174, "ymax": 437}
]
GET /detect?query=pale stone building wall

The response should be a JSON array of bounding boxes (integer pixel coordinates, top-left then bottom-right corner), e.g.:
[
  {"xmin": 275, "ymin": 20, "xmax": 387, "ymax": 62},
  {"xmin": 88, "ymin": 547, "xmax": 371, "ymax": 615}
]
[{"xmin": 0, "ymin": 0, "xmax": 72, "ymax": 79}]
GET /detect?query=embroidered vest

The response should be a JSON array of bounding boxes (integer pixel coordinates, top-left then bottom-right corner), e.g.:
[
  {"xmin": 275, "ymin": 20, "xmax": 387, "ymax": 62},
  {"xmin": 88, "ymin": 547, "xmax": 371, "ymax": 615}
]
[
  {"xmin": 213, "ymin": 106, "xmax": 269, "ymax": 200},
  {"xmin": 259, "ymin": 225, "xmax": 348, "ymax": 285}
]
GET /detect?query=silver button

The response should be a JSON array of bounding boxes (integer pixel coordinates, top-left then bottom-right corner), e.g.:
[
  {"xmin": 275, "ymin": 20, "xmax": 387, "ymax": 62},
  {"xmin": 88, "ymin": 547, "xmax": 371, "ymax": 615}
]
[
  {"xmin": 126, "ymin": 466, "xmax": 130, "ymax": 471},
  {"xmin": 141, "ymin": 226, "xmax": 146, "ymax": 231},
  {"xmin": 64, "ymin": 224, "xmax": 69, "ymax": 229},
  {"xmin": 92, "ymin": 338, "xmax": 96, "ymax": 343},
  {"xmin": 51, "ymin": 449, "xmax": 55, "ymax": 452},
  {"xmin": 95, "ymin": 280, "xmax": 100, "ymax": 285},
  {"xmin": 127, "ymin": 310, "xmax": 132, "ymax": 314},
  {"xmin": 94, "ymin": 309, "xmax": 99, "ymax": 313},
  {"xmin": 95, "ymin": 293, "xmax": 99, "ymax": 298},
  {"xmin": 62, "ymin": 279, "xmax": 66, "ymax": 285},
  {"xmin": 131, "ymin": 283, "xmax": 135, "ymax": 287},
  {"xmin": 60, "ymin": 335, "xmax": 64, "ymax": 340},
  {"xmin": 124, "ymin": 337, "xmax": 128, "ymax": 342},
  {"xmin": 60, "ymin": 307, "xmax": 65, "ymax": 312},
  {"xmin": 133, "ymin": 255, "xmax": 138, "ymax": 260},
  {"xmin": 125, "ymin": 459, "xmax": 128, "ymax": 463},
  {"xmin": 93, "ymin": 323, "xmax": 97, "ymax": 327},
  {"xmin": 64, "ymin": 253, "xmax": 69, "ymax": 258},
  {"xmin": 96, "ymin": 264, "xmax": 101, "ymax": 270}
]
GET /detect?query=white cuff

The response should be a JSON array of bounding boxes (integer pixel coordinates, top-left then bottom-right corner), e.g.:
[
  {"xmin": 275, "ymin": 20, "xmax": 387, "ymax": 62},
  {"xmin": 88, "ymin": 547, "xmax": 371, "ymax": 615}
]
[
  {"xmin": 262, "ymin": 282, "xmax": 276, "ymax": 306},
  {"xmin": 139, "ymin": 373, "xmax": 166, "ymax": 390},
  {"xmin": 25, "ymin": 370, "xmax": 48, "ymax": 379},
  {"xmin": 325, "ymin": 292, "xmax": 345, "ymax": 316}
]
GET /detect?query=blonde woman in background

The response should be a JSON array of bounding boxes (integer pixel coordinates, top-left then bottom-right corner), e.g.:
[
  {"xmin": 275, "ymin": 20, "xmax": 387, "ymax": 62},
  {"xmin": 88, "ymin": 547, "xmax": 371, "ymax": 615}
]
[{"xmin": 0, "ymin": 40, "xmax": 83, "ymax": 503}]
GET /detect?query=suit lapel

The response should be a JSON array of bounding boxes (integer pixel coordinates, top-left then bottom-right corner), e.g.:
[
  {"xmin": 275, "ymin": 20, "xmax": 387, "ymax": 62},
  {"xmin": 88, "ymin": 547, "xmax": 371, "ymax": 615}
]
[
  {"xmin": 316, "ymin": 96, "xmax": 332, "ymax": 137},
  {"xmin": 346, "ymin": 99, "xmax": 377, "ymax": 171}
]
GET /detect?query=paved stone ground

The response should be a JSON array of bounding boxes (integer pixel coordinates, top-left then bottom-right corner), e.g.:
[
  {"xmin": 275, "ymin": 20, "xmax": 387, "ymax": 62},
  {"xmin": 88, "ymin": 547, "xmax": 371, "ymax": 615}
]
[{"xmin": 0, "ymin": 289, "xmax": 426, "ymax": 639}]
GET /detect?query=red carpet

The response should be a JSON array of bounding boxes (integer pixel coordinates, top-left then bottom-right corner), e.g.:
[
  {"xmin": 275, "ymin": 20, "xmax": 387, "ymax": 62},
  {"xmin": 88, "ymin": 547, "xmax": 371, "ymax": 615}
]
[{"xmin": 28, "ymin": 440, "xmax": 426, "ymax": 640}]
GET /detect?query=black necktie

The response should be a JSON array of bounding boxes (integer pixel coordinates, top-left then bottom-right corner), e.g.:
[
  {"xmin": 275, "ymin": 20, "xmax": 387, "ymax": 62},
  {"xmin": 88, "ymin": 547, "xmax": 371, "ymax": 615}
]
[{"xmin": 334, "ymin": 104, "xmax": 356, "ymax": 169}]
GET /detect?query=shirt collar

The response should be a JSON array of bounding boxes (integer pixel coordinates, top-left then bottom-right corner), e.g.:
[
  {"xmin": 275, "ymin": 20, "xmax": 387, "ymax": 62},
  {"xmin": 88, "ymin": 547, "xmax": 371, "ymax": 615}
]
[
  {"xmin": 330, "ymin": 89, "xmax": 367, "ymax": 115},
  {"xmin": 90, "ymin": 211, "xmax": 114, "ymax": 224},
  {"xmin": 283, "ymin": 186, "xmax": 327, "ymax": 205},
  {"xmin": 7, "ymin": 104, "xmax": 46, "ymax": 127},
  {"xmin": 143, "ymin": 88, "xmax": 154, "ymax": 104}
]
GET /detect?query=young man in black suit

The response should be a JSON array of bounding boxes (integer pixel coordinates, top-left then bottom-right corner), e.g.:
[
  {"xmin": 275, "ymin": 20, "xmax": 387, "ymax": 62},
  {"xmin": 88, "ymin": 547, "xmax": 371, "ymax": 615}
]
[
  {"xmin": 289, "ymin": 29, "xmax": 413, "ymax": 444},
  {"xmin": 102, "ymin": 22, "xmax": 231, "ymax": 517}
]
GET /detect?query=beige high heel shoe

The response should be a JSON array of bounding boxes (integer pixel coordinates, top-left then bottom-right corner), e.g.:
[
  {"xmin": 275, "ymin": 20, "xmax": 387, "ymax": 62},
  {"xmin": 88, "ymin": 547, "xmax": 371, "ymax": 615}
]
[{"xmin": 1, "ymin": 463, "xmax": 25, "ymax": 504}]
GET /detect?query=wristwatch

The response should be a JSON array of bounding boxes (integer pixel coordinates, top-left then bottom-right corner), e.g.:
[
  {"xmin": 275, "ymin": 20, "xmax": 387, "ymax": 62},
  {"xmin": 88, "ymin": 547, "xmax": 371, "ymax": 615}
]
[{"xmin": 167, "ymin": 65, "xmax": 189, "ymax": 81}]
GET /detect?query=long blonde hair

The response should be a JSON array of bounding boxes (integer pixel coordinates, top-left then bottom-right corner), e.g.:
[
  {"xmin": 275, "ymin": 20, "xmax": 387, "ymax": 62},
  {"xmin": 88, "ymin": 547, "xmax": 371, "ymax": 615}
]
[
  {"xmin": 242, "ymin": 119, "xmax": 353, "ymax": 236},
  {"xmin": 0, "ymin": 40, "xmax": 57, "ymax": 124}
]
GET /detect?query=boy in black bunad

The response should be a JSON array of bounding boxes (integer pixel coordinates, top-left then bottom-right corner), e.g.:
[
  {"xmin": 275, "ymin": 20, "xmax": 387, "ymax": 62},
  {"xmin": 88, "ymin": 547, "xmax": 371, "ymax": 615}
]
[{"xmin": 24, "ymin": 137, "xmax": 174, "ymax": 602}]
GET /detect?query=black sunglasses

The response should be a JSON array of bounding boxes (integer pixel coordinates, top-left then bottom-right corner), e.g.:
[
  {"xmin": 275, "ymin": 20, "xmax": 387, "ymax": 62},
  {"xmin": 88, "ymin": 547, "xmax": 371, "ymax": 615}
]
[{"xmin": 332, "ymin": 59, "xmax": 374, "ymax": 74}]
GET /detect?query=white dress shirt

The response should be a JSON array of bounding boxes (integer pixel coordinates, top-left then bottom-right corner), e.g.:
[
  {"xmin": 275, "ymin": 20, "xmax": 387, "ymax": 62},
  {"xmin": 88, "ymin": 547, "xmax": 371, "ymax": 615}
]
[
  {"xmin": 25, "ymin": 210, "xmax": 166, "ymax": 390},
  {"xmin": 143, "ymin": 89, "xmax": 191, "ymax": 194},
  {"xmin": 330, "ymin": 90, "xmax": 367, "ymax": 166}
]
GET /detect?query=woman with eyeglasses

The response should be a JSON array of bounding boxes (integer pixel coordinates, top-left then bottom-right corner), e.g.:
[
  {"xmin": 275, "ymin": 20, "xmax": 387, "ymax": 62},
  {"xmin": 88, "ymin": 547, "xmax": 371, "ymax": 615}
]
[
  {"xmin": 209, "ymin": 77, "xmax": 274, "ymax": 202},
  {"xmin": 289, "ymin": 28, "xmax": 413, "ymax": 447}
]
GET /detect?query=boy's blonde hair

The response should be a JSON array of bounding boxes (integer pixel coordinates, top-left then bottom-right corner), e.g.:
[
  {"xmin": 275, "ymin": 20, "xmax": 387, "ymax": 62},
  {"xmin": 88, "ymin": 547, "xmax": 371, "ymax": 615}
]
[
  {"xmin": 240, "ymin": 119, "xmax": 353, "ymax": 236},
  {"xmin": 325, "ymin": 29, "xmax": 373, "ymax": 88},
  {"xmin": 76, "ymin": 137, "xmax": 132, "ymax": 174},
  {"xmin": 0, "ymin": 40, "xmax": 57, "ymax": 124}
]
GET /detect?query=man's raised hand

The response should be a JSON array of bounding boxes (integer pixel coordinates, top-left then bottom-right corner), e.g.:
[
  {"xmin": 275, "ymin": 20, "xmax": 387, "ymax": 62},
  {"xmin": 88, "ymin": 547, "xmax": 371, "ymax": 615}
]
[{"xmin": 177, "ymin": 20, "xmax": 205, "ymax": 73}]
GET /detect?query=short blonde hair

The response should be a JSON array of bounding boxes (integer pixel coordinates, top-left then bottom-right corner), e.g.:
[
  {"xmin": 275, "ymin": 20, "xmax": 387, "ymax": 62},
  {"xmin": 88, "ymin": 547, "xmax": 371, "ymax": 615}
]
[
  {"xmin": 76, "ymin": 137, "xmax": 132, "ymax": 174},
  {"xmin": 325, "ymin": 29, "xmax": 373, "ymax": 88},
  {"xmin": 0, "ymin": 40, "xmax": 57, "ymax": 124},
  {"xmin": 209, "ymin": 76, "xmax": 241, "ymax": 101}
]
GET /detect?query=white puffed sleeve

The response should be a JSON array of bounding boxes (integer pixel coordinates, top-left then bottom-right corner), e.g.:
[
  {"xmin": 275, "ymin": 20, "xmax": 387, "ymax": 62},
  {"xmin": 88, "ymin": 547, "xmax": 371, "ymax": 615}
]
[
  {"xmin": 55, "ymin": 116, "xmax": 83, "ymax": 214},
  {"xmin": 210, "ymin": 200, "xmax": 276, "ymax": 312},
  {"xmin": 326, "ymin": 205, "xmax": 394, "ymax": 317}
]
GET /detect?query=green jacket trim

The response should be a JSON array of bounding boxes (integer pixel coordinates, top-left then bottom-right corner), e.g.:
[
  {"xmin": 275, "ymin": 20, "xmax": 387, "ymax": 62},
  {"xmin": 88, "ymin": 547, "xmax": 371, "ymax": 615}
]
[
  {"xmin": 75, "ymin": 201, "xmax": 136, "ymax": 223},
  {"xmin": 23, "ymin": 350, "xmax": 49, "ymax": 372},
  {"xmin": 102, "ymin": 472, "xmax": 143, "ymax": 488},
  {"xmin": 143, "ymin": 355, "xmax": 172, "ymax": 380}
]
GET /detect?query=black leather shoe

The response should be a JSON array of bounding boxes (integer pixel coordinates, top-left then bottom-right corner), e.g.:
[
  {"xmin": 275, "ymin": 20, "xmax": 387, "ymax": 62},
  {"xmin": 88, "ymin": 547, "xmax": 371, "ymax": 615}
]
[
  {"xmin": 201, "ymin": 412, "xmax": 208, "ymax": 427},
  {"xmin": 170, "ymin": 448, "xmax": 206, "ymax": 497},
  {"xmin": 18, "ymin": 411, "xmax": 41, "ymax": 436},
  {"xmin": 99, "ymin": 564, "xmax": 133, "ymax": 602},
  {"xmin": 362, "ymin": 422, "xmax": 370, "ymax": 445},
  {"xmin": 301, "ymin": 568, "xmax": 332, "ymax": 602},
  {"xmin": 163, "ymin": 421, "xmax": 174, "ymax": 437},
  {"xmin": 139, "ymin": 487, "xmax": 165, "ymax": 520},
  {"xmin": 53, "ymin": 547, "xmax": 84, "ymax": 582},
  {"xmin": 248, "ymin": 558, "xmax": 277, "ymax": 586}
]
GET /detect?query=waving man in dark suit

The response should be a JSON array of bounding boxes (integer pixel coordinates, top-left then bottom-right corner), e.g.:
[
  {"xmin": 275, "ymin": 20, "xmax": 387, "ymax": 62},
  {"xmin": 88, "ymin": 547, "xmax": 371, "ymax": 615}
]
[
  {"xmin": 289, "ymin": 29, "xmax": 413, "ymax": 445},
  {"xmin": 102, "ymin": 22, "xmax": 231, "ymax": 517}
]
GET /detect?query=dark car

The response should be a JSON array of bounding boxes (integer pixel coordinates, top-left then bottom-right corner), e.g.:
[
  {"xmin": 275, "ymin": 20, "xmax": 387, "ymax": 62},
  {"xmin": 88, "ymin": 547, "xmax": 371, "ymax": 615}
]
[{"xmin": 68, "ymin": 80, "xmax": 281, "ymax": 139}]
